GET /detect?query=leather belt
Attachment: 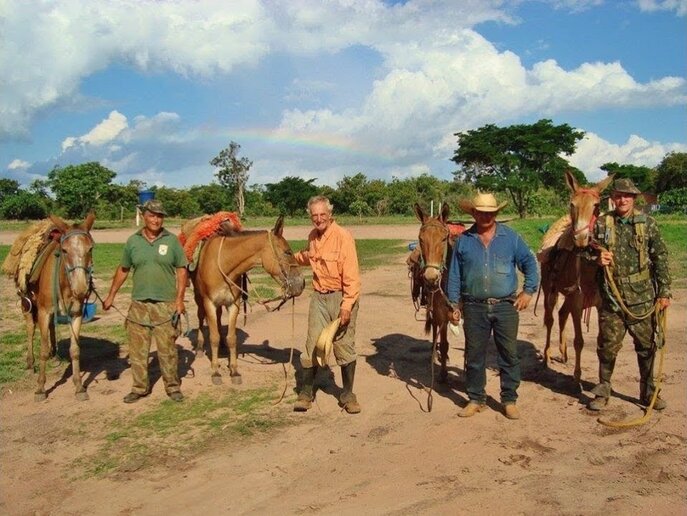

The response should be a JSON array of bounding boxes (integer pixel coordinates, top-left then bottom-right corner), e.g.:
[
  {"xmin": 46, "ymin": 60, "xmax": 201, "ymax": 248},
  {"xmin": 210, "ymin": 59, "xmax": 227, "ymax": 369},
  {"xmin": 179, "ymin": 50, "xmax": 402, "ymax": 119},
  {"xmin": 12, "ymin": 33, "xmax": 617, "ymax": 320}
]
[
  {"xmin": 462, "ymin": 296, "xmax": 514, "ymax": 305},
  {"xmin": 317, "ymin": 290, "xmax": 339, "ymax": 295}
]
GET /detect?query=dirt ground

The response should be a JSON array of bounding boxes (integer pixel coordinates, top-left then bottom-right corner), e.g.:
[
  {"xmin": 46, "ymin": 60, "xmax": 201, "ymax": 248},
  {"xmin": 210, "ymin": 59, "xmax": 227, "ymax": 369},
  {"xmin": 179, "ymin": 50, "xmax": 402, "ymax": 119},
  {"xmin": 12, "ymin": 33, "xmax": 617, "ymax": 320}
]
[{"xmin": 1, "ymin": 225, "xmax": 686, "ymax": 515}]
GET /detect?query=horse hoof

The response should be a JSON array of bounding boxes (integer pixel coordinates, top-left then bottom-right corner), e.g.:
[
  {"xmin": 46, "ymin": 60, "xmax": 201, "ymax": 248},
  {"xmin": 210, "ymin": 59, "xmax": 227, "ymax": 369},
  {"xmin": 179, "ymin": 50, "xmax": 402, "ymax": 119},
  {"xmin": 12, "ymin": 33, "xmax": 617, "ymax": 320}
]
[
  {"xmin": 34, "ymin": 392, "xmax": 47, "ymax": 402},
  {"xmin": 211, "ymin": 374, "xmax": 223, "ymax": 385},
  {"xmin": 75, "ymin": 391, "xmax": 89, "ymax": 401},
  {"xmin": 230, "ymin": 375, "xmax": 242, "ymax": 385}
]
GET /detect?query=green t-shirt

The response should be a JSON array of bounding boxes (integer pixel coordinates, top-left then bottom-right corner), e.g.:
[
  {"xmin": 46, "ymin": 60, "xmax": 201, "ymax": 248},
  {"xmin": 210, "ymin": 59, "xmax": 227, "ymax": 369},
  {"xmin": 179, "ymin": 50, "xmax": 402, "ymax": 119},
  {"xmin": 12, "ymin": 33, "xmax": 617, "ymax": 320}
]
[{"xmin": 121, "ymin": 228, "xmax": 188, "ymax": 302}]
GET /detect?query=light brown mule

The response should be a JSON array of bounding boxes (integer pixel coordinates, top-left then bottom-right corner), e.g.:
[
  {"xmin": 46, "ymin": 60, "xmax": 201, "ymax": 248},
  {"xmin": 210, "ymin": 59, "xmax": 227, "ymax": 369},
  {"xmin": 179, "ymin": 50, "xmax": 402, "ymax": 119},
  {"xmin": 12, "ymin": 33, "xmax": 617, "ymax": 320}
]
[
  {"xmin": 539, "ymin": 171, "xmax": 613, "ymax": 385},
  {"xmin": 24, "ymin": 213, "xmax": 95, "ymax": 401},
  {"xmin": 191, "ymin": 216, "xmax": 305, "ymax": 384},
  {"xmin": 413, "ymin": 202, "xmax": 454, "ymax": 384}
]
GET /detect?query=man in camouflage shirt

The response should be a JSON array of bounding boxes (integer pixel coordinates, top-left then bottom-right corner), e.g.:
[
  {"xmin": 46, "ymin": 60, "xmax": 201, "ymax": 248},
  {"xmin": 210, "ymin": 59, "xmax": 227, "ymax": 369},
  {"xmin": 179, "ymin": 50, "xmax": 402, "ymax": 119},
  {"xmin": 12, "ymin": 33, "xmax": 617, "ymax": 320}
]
[{"xmin": 588, "ymin": 178, "xmax": 672, "ymax": 411}]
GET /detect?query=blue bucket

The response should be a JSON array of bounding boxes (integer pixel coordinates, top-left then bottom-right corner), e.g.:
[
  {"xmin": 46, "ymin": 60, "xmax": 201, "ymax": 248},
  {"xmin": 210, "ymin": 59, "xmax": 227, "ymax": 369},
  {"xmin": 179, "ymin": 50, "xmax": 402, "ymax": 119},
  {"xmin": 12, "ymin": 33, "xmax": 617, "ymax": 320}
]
[
  {"xmin": 408, "ymin": 241, "xmax": 418, "ymax": 251},
  {"xmin": 138, "ymin": 190, "xmax": 155, "ymax": 204},
  {"xmin": 83, "ymin": 302, "xmax": 97, "ymax": 323}
]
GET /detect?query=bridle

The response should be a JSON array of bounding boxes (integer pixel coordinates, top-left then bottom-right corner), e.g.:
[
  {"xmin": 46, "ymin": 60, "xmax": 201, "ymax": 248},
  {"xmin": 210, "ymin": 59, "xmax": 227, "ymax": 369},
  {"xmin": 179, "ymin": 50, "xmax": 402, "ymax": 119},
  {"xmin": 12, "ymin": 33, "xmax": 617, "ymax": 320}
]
[
  {"xmin": 572, "ymin": 188, "xmax": 600, "ymax": 237},
  {"xmin": 52, "ymin": 228, "xmax": 94, "ymax": 329},
  {"xmin": 418, "ymin": 219, "xmax": 450, "ymax": 290}
]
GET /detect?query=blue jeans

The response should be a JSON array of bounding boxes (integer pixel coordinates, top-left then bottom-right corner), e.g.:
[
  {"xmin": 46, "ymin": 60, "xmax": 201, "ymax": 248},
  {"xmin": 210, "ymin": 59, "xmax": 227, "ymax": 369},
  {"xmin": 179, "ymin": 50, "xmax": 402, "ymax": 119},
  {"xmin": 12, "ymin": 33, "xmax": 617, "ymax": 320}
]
[{"xmin": 462, "ymin": 301, "xmax": 520, "ymax": 404}]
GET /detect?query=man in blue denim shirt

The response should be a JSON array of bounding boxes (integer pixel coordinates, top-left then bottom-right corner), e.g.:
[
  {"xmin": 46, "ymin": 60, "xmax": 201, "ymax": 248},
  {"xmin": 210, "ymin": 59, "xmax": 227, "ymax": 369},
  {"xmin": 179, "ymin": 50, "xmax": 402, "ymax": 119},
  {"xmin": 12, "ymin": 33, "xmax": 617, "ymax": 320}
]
[{"xmin": 447, "ymin": 192, "xmax": 539, "ymax": 420}]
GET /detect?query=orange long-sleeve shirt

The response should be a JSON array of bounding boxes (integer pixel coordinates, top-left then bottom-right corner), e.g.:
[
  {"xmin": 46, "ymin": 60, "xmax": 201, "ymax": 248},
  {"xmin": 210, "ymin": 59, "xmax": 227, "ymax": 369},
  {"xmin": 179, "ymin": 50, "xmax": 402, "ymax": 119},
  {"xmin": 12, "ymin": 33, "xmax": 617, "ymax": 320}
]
[{"xmin": 294, "ymin": 221, "xmax": 361, "ymax": 312}]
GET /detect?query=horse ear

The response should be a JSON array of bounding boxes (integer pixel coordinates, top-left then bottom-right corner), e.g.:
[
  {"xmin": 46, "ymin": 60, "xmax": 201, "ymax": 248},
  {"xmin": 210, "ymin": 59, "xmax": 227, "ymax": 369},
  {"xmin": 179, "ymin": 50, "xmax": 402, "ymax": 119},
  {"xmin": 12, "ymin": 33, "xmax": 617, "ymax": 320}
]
[
  {"xmin": 273, "ymin": 215, "xmax": 285, "ymax": 237},
  {"xmin": 49, "ymin": 214, "xmax": 68, "ymax": 233},
  {"xmin": 83, "ymin": 211, "xmax": 96, "ymax": 232},
  {"xmin": 413, "ymin": 203, "xmax": 427, "ymax": 223},
  {"xmin": 439, "ymin": 202, "xmax": 450, "ymax": 223},
  {"xmin": 596, "ymin": 174, "xmax": 614, "ymax": 194},
  {"xmin": 564, "ymin": 169, "xmax": 579, "ymax": 192}
]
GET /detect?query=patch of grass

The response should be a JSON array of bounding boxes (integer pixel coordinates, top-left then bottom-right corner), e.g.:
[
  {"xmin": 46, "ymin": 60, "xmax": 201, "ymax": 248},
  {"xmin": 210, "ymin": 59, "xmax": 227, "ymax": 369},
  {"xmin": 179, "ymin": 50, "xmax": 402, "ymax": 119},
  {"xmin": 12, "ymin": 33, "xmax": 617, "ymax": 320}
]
[
  {"xmin": 0, "ymin": 332, "xmax": 28, "ymax": 384},
  {"xmin": 78, "ymin": 388, "xmax": 286, "ymax": 477}
]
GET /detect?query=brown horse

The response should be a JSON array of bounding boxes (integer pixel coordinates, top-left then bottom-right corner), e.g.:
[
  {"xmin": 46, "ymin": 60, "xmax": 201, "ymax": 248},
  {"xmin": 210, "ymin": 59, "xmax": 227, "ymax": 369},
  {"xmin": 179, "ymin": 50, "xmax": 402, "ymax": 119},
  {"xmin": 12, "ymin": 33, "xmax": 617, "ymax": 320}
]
[
  {"xmin": 539, "ymin": 171, "xmax": 613, "ymax": 384},
  {"xmin": 24, "ymin": 213, "xmax": 95, "ymax": 401},
  {"xmin": 191, "ymin": 216, "xmax": 305, "ymax": 384},
  {"xmin": 412, "ymin": 202, "xmax": 455, "ymax": 383}
]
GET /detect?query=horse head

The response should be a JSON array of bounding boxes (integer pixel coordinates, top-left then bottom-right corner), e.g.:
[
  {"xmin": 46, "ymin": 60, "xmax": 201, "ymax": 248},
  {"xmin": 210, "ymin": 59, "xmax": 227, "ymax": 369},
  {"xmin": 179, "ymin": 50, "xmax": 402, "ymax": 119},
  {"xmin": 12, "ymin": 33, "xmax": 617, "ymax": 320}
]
[
  {"xmin": 263, "ymin": 215, "xmax": 305, "ymax": 300},
  {"xmin": 565, "ymin": 170, "xmax": 614, "ymax": 248},
  {"xmin": 414, "ymin": 202, "xmax": 450, "ymax": 290},
  {"xmin": 49, "ymin": 211, "xmax": 95, "ymax": 300}
]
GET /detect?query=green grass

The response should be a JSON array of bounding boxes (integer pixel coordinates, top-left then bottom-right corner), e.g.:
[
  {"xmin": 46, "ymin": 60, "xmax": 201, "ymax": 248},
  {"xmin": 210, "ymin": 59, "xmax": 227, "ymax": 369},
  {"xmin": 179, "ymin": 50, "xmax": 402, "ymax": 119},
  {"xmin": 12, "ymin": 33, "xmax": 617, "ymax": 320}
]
[
  {"xmin": 78, "ymin": 388, "xmax": 285, "ymax": 476},
  {"xmin": 0, "ymin": 332, "xmax": 28, "ymax": 383}
]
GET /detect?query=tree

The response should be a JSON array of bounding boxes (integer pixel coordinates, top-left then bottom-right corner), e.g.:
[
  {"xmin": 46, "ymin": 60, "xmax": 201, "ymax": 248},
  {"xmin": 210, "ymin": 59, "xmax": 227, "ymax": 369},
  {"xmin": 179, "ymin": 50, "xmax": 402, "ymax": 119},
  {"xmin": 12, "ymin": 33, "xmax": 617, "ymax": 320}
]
[
  {"xmin": 211, "ymin": 141, "xmax": 252, "ymax": 217},
  {"xmin": 600, "ymin": 162, "xmax": 655, "ymax": 193},
  {"xmin": 0, "ymin": 178, "xmax": 20, "ymax": 204},
  {"xmin": 188, "ymin": 183, "xmax": 233, "ymax": 214},
  {"xmin": 654, "ymin": 152, "xmax": 687, "ymax": 194},
  {"xmin": 47, "ymin": 162, "xmax": 116, "ymax": 218},
  {"xmin": 451, "ymin": 119, "xmax": 584, "ymax": 218},
  {"xmin": 1, "ymin": 191, "xmax": 48, "ymax": 219},
  {"xmin": 155, "ymin": 187, "xmax": 200, "ymax": 218},
  {"xmin": 264, "ymin": 176, "xmax": 318, "ymax": 216}
]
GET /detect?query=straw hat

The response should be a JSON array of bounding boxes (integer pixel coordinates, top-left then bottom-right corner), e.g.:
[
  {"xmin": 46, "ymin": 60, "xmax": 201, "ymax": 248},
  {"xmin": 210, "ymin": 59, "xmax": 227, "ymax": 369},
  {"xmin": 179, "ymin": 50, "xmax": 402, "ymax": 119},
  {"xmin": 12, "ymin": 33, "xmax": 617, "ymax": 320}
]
[
  {"xmin": 458, "ymin": 192, "xmax": 508, "ymax": 215},
  {"xmin": 314, "ymin": 318, "xmax": 341, "ymax": 367}
]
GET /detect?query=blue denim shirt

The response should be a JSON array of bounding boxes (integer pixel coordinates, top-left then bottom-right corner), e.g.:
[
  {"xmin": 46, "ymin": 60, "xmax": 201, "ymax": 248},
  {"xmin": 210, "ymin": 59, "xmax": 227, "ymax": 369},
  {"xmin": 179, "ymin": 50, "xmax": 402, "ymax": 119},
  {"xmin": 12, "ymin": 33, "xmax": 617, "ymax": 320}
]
[{"xmin": 447, "ymin": 223, "xmax": 539, "ymax": 303}]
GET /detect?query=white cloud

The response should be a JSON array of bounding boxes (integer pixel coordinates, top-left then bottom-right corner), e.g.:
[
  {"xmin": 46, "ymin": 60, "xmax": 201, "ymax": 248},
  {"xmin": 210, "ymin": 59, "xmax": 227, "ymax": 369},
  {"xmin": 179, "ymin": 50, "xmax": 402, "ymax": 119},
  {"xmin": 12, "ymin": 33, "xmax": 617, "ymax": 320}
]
[
  {"xmin": 570, "ymin": 132, "xmax": 687, "ymax": 180},
  {"xmin": 62, "ymin": 110, "xmax": 128, "ymax": 151},
  {"xmin": 637, "ymin": 0, "xmax": 687, "ymax": 15},
  {"xmin": 7, "ymin": 159, "xmax": 31, "ymax": 170}
]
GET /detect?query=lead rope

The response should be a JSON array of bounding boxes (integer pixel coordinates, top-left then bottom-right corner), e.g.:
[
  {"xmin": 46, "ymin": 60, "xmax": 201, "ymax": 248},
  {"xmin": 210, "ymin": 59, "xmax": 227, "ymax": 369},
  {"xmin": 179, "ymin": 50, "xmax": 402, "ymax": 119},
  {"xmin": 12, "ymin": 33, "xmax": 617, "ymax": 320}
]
[
  {"xmin": 594, "ymin": 243, "xmax": 667, "ymax": 428},
  {"xmin": 273, "ymin": 297, "xmax": 296, "ymax": 406}
]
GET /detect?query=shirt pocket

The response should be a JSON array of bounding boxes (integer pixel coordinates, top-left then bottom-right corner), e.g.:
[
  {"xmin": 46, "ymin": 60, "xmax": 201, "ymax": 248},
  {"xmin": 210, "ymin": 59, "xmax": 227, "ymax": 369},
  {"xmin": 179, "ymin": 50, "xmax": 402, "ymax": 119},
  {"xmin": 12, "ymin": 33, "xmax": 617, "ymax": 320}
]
[
  {"xmin": 494, "ymin": 254, "xmax": 511, "ymax": 275},
  {"xmin": 320, "ymin": 251, "xmax": 341, "ymax": 277},
  {"xmin": 622, "ymin": 280, "xmax": 655, "ymax": 306}
]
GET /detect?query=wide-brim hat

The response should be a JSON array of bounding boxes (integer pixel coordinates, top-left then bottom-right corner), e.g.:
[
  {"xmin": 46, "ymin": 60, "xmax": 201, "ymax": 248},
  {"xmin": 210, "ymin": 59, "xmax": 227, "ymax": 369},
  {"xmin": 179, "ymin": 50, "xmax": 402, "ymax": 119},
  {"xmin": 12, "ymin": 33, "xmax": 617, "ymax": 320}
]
[
  {"xmin": 138, "ymin": 199, "xmax": 167, "ymax": 216},
  {"xmin": 314, "ymin": 318, "xmax": 341, "ymax": 367},
  {"xmin": 458, "ymin": 192, "xmax": 508, "ymax": 215},
  {"xmin": 611, "ymin": 178, "xmax": 641, "ymax": 195}
]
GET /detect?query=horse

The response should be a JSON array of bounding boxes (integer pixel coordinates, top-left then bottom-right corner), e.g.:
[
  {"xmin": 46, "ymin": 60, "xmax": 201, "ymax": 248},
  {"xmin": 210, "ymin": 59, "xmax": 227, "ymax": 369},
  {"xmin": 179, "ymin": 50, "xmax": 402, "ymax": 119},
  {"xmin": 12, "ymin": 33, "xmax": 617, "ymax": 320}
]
[
  {"xmin": 538, "ymin": 170, "xmax": 614, "ymax": 384},
  {"xmin": 191, "ymin": 215, "xmax": 305, "ymax": 385},
  {"xmin": 23, "ymin": 213, "xmax": 96, "ymax": 401},
  {"xmin": 411, "ymin": 202, "xmax": 456, "ymax": 384}
]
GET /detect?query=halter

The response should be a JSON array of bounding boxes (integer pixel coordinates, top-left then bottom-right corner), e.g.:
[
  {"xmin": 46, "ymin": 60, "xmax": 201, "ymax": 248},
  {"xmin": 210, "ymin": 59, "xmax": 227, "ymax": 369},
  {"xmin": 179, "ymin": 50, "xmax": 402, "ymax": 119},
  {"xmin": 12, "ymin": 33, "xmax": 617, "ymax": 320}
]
[
  {"xmin": 52, "ymin": 228, "xmax": 94, "ymax": 327},
  {"xmin": 572, "ymin": 188, "xmax": 600, "ymax": 236},
  {"xmin": 418, "ymin": 220, "xmax": 450, "ymax": 279}
]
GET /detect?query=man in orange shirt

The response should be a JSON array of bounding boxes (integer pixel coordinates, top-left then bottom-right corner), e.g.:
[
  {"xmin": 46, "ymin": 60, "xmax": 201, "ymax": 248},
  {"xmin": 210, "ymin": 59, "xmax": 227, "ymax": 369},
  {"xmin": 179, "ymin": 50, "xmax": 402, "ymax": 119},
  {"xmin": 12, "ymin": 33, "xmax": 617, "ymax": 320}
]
[{"xmin": 293, "ymin": 195, "xmax": 362, "ymax": 413}]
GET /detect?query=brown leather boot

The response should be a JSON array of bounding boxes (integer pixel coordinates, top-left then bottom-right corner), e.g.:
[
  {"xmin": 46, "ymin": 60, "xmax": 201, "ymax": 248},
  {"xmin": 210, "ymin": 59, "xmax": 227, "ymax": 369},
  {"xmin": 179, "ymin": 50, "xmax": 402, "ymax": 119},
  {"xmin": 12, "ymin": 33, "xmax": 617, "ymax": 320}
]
[
  {"xmin": 458, "ymin": 402, "xmax": 486, "ymax": 417},
  {"xmin": 340, "ymin": 361, "xmax": 361, "ymax": 414},
  {"xmin": 294, "ymin": 367, "xmax": 316, "ymax": 412}
]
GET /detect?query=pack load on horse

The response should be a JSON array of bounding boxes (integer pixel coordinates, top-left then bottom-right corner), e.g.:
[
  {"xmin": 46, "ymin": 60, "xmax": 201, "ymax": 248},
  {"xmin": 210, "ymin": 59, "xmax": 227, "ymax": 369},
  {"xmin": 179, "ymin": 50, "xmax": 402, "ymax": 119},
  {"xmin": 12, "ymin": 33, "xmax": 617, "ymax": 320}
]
[
  {"xmin": 182, "ymin": 214, "xmax": 305, "ymax": 385},
  {"xmin": 409, "ymin": 202, "xmax": 466, "ymax": 391},
  {"xmin": 537, "ymin": 170, "xmax": 614, "ymax": 385},
  {"xmin": 2, "ymin": 213, "xmax": 96, "ymax": 401}
]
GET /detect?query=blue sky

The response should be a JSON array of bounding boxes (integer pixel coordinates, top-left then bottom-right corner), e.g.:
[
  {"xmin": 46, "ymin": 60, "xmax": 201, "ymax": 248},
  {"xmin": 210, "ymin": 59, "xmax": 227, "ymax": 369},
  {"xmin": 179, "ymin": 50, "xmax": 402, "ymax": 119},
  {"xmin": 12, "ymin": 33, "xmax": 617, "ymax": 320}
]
[{"xmin": 1, "ymin": 0, "xmax": 685, "ymax": 191}]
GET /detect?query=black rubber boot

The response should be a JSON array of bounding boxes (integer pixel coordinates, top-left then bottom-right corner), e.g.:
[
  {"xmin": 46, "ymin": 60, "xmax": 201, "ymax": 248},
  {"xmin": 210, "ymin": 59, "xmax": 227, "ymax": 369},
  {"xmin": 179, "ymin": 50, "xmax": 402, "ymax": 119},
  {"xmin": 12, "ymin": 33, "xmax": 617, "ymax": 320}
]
[
  {"xmin": 294, "ymin": 367, "xmax": 316, "ymax": 412},
  {"xmin": 340, "ymin": 361, "xmax": 361, "ymax": 414},
  {"xmin": 638, "ymin": 354, "xmax": 666, "ymax": 410}
]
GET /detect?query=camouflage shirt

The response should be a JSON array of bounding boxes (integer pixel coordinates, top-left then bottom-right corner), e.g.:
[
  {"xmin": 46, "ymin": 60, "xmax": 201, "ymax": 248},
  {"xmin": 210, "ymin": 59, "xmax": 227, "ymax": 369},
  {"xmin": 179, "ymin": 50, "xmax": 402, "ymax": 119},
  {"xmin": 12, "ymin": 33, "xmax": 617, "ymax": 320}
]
[{"xmin": 593, "ymin": 210, "xmax": 672, "ymax": 309}]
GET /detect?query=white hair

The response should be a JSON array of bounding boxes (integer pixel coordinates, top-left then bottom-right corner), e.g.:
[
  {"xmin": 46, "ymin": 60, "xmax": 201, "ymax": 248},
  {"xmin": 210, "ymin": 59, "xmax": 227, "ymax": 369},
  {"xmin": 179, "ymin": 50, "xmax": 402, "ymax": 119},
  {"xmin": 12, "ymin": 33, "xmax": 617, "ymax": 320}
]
[{"xmin": 307, "ymin": 195, "xmax": 333, "ymax": 214}]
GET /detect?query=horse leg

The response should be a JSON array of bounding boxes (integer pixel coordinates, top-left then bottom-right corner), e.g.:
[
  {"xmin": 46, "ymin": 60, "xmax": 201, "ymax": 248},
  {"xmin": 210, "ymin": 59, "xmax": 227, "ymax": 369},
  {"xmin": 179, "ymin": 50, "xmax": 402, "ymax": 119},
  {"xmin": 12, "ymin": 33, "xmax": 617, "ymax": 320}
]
[
  {"xmin": 438, "ymin": 323, "xmax": 449, "ymax": 384},
  {"xmin": 203, "ymin": 298, "xmax": 223, "ymax": 385},
  {"xmin": 194, "ymin": 291, "xmax": 206, "ymax": 355},
  {"xmin": 542, "ymin": 290, "xmax": 557, "ymax": 367},
  {"xmin": 34, "ymin": 308, "xmax": 51, "ymax": 401},
  {"xmin": 226, "ymin": 303, "xmax": 242, "ymax": 384},
  {"xmin": 69, "ymin": 315, "xmax": 88, "ymax": 401},
  {"xmin": 557, "ymin": 296, "xmax": 571, "ymax": 363},
  {"xmin": 570, "ymin": 295, "xmax": 585, "ymax": 387},
  {"xmin": 24, "ymin": 311, "xmax": 36, "ymax": 370}
]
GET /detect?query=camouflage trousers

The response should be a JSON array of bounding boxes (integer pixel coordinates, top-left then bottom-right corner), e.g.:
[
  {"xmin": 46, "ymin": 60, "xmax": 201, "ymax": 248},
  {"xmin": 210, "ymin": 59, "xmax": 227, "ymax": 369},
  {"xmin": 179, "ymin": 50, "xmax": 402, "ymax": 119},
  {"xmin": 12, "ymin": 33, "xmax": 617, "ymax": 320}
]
[
  {"xmin": 300, "ymin": 291, "xmax": 359, "ymax": 368},
  {"xmin": 591, "ymin": 303, "xmax": 658, "ymax": 399},
  {"xmin": 126, "ymin": 300, "xmax": 181, "ymax": 395}
]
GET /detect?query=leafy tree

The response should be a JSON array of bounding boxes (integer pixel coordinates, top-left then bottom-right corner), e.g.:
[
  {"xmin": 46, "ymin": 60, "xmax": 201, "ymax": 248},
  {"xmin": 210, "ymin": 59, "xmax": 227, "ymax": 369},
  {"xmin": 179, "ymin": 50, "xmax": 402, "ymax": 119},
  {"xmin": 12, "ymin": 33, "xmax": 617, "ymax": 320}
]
[
  {"xmin": 211, "ymin": 141, "xmax": 252, "ymax": 217},
  {"xmin": 1, "ymin": 191, "xmax": 48, "ymax": 219},
  {"xmin": 188, "ymin": 183, "xmax": 233, "ymax": 214},
  {"xmin": 244, "ymin": 184, "xmax": 279, "ymax": 217},
  {"xmin": 658, "ymin": 187, "xmax": 687, "ymax": 213},
  {"xmin": 332, "ymin": 173, "xmax": 369, "ymax": 213},
  {"xmin": 451, "ymin": 119, "xmax": 584, "ymax": 218},
  {"xmin": 654, "ymin": 152, "xmax": 687, "ymax": 194},
  {"xmin": 155, "ymin": 187, "xmax": 200, "ymax": 218},
  {"xmin": 600, "ymin": 162, "xmax": 655, "ymax": 193},
  {"xmin": 349, "ymin": 199, "xmax": 372, "ymax": 220},
  {"xmin": 387, "ymin": 177, "xmax": 419, "ymax": 215},
  {"xmin": 264, "ymin": 176, "xmax": 318, "ymax": 216},
  {"xmin": 0, "ymin": 178, "xmax": 20, "ymax": 204},
  {"xmin": 47, "ymin": 162, "xmax": 116, "ymax": 218}
]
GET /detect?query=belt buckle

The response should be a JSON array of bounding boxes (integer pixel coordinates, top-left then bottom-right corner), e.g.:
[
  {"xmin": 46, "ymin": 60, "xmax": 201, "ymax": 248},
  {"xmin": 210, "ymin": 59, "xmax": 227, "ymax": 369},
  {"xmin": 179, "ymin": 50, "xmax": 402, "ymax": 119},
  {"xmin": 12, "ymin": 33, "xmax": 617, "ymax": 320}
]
[{"xmin": 486, "ymin": 298, "xmax": 499, "ymax": 305}]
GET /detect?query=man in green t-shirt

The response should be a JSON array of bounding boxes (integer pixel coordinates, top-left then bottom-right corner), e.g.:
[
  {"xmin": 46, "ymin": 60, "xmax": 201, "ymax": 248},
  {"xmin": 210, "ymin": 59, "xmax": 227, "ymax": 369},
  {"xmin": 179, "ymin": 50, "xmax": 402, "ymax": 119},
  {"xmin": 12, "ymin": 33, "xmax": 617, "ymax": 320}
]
[{"xmin": 103, "ymin": 200, "xmax": 188, "ymax": 403}]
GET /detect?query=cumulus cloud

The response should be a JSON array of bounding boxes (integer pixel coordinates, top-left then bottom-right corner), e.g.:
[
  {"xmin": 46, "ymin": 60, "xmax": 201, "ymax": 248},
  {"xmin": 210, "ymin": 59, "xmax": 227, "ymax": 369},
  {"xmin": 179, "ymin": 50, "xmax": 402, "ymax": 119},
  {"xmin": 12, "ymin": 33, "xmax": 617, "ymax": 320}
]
[
  {"xmin": 570, "ymin": 132, "xmax": 687, "ymax": 181},
  {"xmin": 7, "ymin": 159, "xmax": 31, "ymax": 170},
  {"xmin": 637, "ymin": 0, "xmax": 687, "ymax": 15},
  {"xmin": 62, "ymin": 110, "xmax": 128, "ymax": 151}
]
